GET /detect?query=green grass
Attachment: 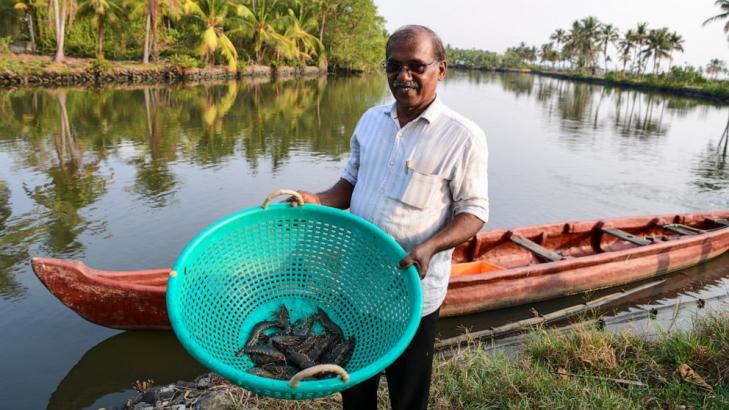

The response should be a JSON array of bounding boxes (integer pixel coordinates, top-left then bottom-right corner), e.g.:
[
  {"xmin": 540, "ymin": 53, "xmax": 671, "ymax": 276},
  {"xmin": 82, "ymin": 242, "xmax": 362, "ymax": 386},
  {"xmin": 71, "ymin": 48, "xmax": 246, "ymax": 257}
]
[
  {"xmin": 431, "ymin": 313, "xmax": 729, "ymax": 409},
  {"xmin": 202, "ymin": 313, "xmax": 729, "ymax": 409}
]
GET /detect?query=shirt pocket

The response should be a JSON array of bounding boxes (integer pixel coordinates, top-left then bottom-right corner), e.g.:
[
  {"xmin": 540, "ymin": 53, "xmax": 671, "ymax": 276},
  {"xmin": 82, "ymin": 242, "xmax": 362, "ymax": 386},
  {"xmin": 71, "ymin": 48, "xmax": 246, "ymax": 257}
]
[{"xmin": 387, "ymin": 169, "xmax": 444, "ymax": 210}]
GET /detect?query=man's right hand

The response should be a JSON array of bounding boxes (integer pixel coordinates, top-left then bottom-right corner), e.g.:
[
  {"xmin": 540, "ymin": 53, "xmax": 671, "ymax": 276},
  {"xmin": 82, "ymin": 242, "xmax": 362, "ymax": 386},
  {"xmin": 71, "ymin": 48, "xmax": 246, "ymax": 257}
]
[{"xmin": 289, "ymin": 190, "xmax": 321, "ymax": 207}]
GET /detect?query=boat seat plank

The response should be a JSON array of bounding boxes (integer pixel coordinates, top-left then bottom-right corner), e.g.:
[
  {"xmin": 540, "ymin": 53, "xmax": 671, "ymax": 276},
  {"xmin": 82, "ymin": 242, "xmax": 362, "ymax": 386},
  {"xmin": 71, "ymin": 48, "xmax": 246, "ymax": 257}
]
[
  {"xmin": 602, "ymin": 228, "xmax": 652, "ymax": 246},
  {"xmin": 708, "ymin": 218, "xmax": 729, "ymax": 228},
  {"xmin": 661, "ymin": 224, "xmax": 705, "ymax": 236},
  {"xmin": 510, "ymin": 236, "xmax": 563, "ymax": 263}
]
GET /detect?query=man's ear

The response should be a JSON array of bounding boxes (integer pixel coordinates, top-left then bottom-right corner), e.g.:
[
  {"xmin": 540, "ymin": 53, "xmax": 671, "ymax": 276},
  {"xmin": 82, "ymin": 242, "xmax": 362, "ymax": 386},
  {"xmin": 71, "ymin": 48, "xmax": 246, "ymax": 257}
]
[{"xmin": 438, "ymin": 60, "xmax": 447, "ymax": 80}]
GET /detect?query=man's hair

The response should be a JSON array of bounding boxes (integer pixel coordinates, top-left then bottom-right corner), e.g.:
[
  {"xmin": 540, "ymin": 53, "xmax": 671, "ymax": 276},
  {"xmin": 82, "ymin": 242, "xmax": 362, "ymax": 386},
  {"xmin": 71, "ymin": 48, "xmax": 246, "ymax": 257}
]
[{"xmin": 386, "ymin": 25, "xmax": 447, "ymax": 62}]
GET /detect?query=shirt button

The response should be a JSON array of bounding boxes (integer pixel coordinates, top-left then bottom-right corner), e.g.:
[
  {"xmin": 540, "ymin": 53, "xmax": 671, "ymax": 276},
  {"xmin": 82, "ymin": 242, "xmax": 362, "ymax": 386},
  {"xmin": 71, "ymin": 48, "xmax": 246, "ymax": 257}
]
[{"xmin": 389, "ymin": 161, "xmax": 394, "ymax": 166}]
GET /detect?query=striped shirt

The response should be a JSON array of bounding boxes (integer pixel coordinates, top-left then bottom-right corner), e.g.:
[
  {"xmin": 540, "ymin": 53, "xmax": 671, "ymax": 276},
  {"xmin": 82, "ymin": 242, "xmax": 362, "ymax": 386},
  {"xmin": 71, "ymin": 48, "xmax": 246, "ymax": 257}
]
[{"xmin": 341, "ymin": 96, "xmax": 489, "ymax": 316}]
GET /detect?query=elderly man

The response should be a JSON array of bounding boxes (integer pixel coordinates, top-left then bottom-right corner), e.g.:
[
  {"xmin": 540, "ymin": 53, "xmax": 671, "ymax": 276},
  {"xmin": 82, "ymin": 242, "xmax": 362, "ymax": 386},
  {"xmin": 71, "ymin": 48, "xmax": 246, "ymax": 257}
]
[{"xmin": 293, "ymin": 25, "xmax": 488, "ymax": 409}]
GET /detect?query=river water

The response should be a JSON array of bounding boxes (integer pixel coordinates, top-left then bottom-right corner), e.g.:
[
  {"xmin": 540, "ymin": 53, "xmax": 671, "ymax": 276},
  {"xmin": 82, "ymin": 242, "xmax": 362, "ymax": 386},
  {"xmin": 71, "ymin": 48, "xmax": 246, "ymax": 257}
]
[{"xmin": 1, "ymin": 71, "xmax": 728, "ymax": 409}]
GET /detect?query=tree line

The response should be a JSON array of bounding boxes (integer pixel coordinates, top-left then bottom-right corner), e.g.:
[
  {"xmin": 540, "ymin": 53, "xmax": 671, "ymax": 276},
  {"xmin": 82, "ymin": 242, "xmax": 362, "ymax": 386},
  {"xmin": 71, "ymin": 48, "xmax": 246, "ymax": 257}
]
[
  {"xmin": 450, "ymin": 1, "xmax": 729, "ymax": 81},
  {"xmin": 0, "ymin": 0, "xmax": 387, "ymax": 71}
]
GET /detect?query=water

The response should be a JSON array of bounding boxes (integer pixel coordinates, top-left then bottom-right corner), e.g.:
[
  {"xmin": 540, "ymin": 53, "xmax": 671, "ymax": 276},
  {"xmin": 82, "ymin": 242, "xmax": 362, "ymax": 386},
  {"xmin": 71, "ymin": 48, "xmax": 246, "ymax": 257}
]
[{"xmin": 1, "ymin": 71, "xmax": 728, "ymax": 408}]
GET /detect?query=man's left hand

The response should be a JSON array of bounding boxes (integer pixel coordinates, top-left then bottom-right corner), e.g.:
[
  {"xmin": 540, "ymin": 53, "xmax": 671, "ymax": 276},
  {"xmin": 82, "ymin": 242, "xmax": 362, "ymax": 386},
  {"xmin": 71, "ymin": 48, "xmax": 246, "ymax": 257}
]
[{"xmin": 398, "ymin": 242, "xmax": 436, "ymax": 279}]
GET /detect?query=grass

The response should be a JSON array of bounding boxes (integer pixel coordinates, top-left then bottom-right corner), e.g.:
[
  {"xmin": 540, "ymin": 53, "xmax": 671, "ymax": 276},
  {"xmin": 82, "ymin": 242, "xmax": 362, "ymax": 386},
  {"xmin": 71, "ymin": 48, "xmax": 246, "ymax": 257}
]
[{"xmin": 217, "ymin": 312, "xmax": 729, "ymax": 409}]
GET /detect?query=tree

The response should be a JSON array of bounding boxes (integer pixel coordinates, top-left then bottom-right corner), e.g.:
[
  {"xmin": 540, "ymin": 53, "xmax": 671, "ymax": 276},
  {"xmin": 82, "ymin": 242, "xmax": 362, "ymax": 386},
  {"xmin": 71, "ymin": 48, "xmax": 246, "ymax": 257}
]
[
  {"xmin": 706, "ymin": 58, "xmax": 727, "ymax": 79},
  {"xmin": 539, "ymin": 42, "xmax": 558, "ymax": 68},
  {"xmin": 48, "ymin": 0, "xmax": 77, "ymax": 61},
  {"xmin": 183, "ymin": 0, "xmax": 248, "ymax": 69},
  {"xmin": 13, "ymin": 0, "xmax": 38, "ymax": 52},
  {"xmin": 564, "ymin": 17, "xmax": 601, "ymax": 72},
  {"xmin": 598, "ymin": 23, "xmax": 619, "ymax": 72},
  {"xmin": 641, "ymin": 27, "xmax": 671, "ymax": 74},
  {"xmin": 549, "ymin": 28, "xmax": 566, "ymax": 68},
  {"xmin": 618, "ymin": 29, "xmax": 636, "ymax": 72},
  {"xmin": 77, "ymin": 0, "xmax": 124, "ymax": 58},
  {"xmin": 232, "ymin": 0, "xmax": 291, "ymax": 64},
  {"xmin": 132, "ymin": 0, "xmax": 182, "ymax": 63},
  {"xmin": 667, "ymin": 31, "xmax": 684, "ymax": 70},
  {"xmin": 282, "ymin": 3, "xmax": 324, "ymax": 64},
  {"xmin": 703, "ymin": 0, "xmax": 729, "ymax": 36},
  {"xmin": 633, "ymin": 22, "xmax": 649, "ymax": 74}
]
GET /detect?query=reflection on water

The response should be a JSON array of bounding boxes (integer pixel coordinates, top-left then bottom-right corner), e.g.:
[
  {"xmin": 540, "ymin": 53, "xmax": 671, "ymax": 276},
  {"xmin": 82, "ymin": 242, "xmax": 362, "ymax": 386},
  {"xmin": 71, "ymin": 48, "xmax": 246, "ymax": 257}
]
[
  {"xmin": 48, "ymin": 331, "xmax": 204, "ymax": 410},
  {"xmin": 1, "ymin": 71, "xmax": 729, "ymax": 408}
]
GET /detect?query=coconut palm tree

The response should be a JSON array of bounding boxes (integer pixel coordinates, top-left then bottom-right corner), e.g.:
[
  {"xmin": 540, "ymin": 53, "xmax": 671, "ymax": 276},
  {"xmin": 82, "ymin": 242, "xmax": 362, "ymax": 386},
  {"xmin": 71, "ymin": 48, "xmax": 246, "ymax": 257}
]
[
  {"xmin": 282, "ymin": 2, "xmax": 323, "ymax": 64},
  {"xmin": 633, "ymin": 22, "xmax": 649, "ymax": 74},
  {"xmin": 130, "ymin": 0, "xmax": 182, "ymax": 64},
  {"xmin": 618, "ymin": 29, "xmax": 636, "ymax": 73},
  {"xmin": 48, "ymin": 0, "xmax": 77, "ymax": 61},
  {"xmin": 77, "ymin": 0, "xmax": 124, "ymax": 58},
  {"xmin": 703, "ymin": 0, "xmax": 729, "ymax": 35},
  {"xmin": 706, "ymin": 58, "xmax": 726, "ymax": 79},
  {"xmin": 565, "ymin": 17, "xmax": 601, "ymax": 72},
  {"xmin": 598, "ymin": 23, "xmax": 619, "ymax": 72},
  {"xmin": 641, "ymin": 27, "xmax": 671, "ymax": 74},
  {"xmin": 184, "ymin": 0, "xmax": 250, "ymax": 69},
  {"xmin": 13, "ymin": 0, "xmax": 38, "ymax": 52},
  {"xmin": 233, "ymin": 0, "xmax": 293, "ymax": 64},
  {"xmin": 550, "ymin": 28, "xmax": 566, "ymax": 68},
  {"xmin": 667, "ymin": 32, "xmax": 684, "ymax": 70}
]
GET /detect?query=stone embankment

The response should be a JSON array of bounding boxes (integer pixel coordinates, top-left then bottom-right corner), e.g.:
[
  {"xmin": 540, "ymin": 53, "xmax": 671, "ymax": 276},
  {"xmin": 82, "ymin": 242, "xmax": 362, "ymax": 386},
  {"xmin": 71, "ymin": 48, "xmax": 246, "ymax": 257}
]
[{"xmin": 0, "ymin": 60, "xmax": 324, "ymax": 88}]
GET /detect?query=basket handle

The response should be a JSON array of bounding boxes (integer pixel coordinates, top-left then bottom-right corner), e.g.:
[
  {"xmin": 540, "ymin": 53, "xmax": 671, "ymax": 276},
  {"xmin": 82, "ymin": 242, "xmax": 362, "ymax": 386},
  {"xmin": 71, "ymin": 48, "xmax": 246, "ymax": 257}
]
[
  {"xmin": 288, "ymin": 364, "xmax": 350, "ymax": 388},
  {"xmin": 262, "ymin": 189, "xmax": 304, "ymax": 210}
]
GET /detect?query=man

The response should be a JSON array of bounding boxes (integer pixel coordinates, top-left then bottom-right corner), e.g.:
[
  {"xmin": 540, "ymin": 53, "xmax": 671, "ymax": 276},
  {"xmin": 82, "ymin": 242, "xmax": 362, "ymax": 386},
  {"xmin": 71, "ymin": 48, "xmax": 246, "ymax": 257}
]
[{"xmin": 292, "ymin": 25, "xmax": 488, "ymax": 409}]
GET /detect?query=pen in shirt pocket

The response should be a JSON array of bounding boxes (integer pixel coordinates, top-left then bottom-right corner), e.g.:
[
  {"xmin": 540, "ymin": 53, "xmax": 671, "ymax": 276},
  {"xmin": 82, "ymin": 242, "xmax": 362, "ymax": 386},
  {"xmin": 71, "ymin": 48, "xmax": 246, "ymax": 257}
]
[{"xmin": 405, "ymin": 159, "xmax": 412, "ymax": 174}]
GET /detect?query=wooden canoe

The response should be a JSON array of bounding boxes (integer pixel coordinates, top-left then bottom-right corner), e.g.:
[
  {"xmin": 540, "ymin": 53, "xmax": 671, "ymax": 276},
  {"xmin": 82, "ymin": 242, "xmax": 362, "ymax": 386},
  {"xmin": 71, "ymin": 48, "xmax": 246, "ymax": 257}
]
[{"xmin": 32, "ymin": 210, "xmax": 729, "ymax": 329}]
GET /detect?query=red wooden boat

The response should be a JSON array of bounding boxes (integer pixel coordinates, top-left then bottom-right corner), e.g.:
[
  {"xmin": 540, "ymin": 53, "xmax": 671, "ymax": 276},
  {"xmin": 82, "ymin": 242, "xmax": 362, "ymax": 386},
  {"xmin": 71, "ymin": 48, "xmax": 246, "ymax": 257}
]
[{"xmin": 32, "ymin": 210, "xmax": 729, "ymax": 329}]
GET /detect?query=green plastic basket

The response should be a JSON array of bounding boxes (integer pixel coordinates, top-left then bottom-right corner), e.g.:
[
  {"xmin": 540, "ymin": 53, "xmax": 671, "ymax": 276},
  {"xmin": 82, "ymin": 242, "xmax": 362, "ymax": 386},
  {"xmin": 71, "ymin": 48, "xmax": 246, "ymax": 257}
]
[{"xmin": 167, "ymin": 190, "xmax": 423, "ymax": 400}]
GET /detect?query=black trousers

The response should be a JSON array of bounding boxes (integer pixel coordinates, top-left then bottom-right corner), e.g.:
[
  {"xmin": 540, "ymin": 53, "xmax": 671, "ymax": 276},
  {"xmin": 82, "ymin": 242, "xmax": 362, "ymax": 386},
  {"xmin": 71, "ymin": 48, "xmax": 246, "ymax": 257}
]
[{"xmin": 341, "ymin": 308, "xmax": 440, "ymax": 410}]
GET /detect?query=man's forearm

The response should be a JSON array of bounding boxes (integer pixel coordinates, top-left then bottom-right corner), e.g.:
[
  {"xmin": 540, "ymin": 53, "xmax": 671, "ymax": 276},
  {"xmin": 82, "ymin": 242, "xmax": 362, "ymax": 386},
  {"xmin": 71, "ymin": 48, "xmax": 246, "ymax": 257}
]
[
  {"xmin": 423, "ymin": 213, "xmax": 485, "ymax": 254},
  {"xmin": 317, "ymin": 178, "xmax": 354, "ymax": 209}
]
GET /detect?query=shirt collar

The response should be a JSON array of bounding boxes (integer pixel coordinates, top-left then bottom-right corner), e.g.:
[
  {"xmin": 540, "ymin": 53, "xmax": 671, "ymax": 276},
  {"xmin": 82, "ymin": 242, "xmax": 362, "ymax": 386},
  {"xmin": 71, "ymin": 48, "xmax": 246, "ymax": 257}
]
[{"xmin": 384, "ymin": 95, "xmax": 444, "ymax": 125}]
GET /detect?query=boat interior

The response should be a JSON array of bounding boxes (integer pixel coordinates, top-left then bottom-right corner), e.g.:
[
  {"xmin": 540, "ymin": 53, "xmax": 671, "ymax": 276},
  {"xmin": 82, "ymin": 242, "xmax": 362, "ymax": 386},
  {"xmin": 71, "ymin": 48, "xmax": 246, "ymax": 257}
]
[{"xmin": 450, "ymin": 216, "xmax": 729, "ymax": 277}]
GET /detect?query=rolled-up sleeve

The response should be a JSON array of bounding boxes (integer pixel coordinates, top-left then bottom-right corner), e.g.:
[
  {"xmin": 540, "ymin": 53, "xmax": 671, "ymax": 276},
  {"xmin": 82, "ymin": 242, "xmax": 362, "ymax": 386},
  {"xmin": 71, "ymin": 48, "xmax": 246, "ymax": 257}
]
[
  {"xmin": 341, "ymin": 131, "xmax": 360, "ymax": 186},
  {"xmin": 450, "ymin": 135, "xmax": 489, "ymax": 224}
]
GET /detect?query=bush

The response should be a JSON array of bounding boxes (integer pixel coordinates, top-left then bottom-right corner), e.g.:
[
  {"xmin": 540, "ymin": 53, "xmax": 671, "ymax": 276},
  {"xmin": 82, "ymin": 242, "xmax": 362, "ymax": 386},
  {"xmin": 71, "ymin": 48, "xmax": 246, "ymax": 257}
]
[
  {"xmin": 169, "ymin": 54, "xmax": 200, "ymax": 70},
  {"xmin": 0, "ymin": 37, "xmax": 11, "ymax": 55},
  {"xmin": 87, "ymin": 57, "xmax": 114, "ymax": 73}
]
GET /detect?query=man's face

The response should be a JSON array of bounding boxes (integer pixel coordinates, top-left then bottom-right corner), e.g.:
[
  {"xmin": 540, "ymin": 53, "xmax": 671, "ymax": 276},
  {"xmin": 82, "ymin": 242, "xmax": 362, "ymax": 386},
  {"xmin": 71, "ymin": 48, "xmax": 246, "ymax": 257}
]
[{"xmin": 386, "ymin": 33, "xmax": 446, "ymax": 112}]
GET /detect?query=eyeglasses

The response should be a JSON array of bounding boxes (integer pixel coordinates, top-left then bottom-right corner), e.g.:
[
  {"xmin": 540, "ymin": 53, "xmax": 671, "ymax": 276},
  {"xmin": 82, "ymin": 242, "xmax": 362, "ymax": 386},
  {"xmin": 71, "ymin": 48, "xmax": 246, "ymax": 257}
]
[{"xmin": 382, "ymin": 59, "xmax": 438, "ymax": 75}]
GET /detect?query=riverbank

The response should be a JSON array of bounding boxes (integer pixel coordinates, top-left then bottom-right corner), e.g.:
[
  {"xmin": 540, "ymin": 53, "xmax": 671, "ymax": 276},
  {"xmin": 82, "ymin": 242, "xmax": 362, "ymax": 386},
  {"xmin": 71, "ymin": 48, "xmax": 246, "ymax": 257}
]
[
  {"xmin": 0, "ymin": 54, "xmax": 325, "ymax": 88},
  {"xmin": 117, "ymin": 313, "xmax": 728, "ymax": 409},
  {"xmin": 453, "ymin": 65, "xmax": 729, "ymax": 104}
]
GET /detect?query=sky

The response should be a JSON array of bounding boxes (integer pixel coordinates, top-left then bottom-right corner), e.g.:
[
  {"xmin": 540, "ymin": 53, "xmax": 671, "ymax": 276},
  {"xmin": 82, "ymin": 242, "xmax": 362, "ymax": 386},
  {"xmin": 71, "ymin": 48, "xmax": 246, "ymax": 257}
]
[{"xmin": 373, "ymin": 0, "xmax": 729, "ymax": 68}]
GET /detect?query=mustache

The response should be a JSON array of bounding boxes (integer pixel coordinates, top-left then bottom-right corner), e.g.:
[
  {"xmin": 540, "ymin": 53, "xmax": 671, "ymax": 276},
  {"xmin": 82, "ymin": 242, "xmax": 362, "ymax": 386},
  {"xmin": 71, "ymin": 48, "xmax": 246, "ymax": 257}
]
[{"xmin": 393, "ymin": 81, "xmax": 419, "ymax": 89}]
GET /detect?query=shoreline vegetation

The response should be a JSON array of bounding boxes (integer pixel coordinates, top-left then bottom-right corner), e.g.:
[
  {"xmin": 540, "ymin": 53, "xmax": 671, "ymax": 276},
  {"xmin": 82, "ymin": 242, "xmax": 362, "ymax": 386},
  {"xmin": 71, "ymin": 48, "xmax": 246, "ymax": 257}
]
[{"xmin": 118, "ymin": 313, "xmax": 728, "ymax": 409}]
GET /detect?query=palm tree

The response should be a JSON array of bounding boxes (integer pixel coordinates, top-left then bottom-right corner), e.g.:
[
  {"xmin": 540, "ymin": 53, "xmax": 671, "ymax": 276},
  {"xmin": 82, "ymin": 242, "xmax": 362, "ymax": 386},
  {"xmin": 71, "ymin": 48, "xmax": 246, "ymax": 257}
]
[
  {"xmin": 77, "ymin": 0, "xmax": 123, "ymax": 58},
  {"xmin": 565, "ymin": 17, "xmax": 601, "ymax": 72},
  {"xmin": 618, "ymin": 29, "xmax": 636, "ymax": 73},
  {"xmin": 550, "ymin": 28, "xmax": 566, "ymax": 68},
  {"xmin": 184, "ymin": 0, "xmax": 249, "ymax": 69},
  {"xmin": 233, "ymin": 0, "xmax": 292, "ymax": 64},
  {"xmin": 703, "ymin": 0, "xmax": 729, "ymax": 35},
  {"xmin": 598, "ymin": 23, "xmax": 619, "ymax": 72},
  {"xmin": 633, "ymin": 22, "xmax": 649, "ymax": 74},
  {"xmin": 131, "ymin": 0, "xmax": 181, "ymax": 64},
  {"xmin": 283, "ymin": 3, "xmax": 323, "ymax": 64},
  {"xmin": 642, "ymin": 27, "xmax": 671, "ymax": 74},
  {"xmin": 706, "ymin": 58, "xmax": 726, "ymax": 79},
  {"xmin": 48, "ymin": 0, "xmax": 77, "ymax": 61},
  {"xmin": 667, "ymin": 32, "xmax": 684, "ymax": 70},
  {"xmin": 13, "ymin": 0, "xmax": 37, "ymax": 52}
]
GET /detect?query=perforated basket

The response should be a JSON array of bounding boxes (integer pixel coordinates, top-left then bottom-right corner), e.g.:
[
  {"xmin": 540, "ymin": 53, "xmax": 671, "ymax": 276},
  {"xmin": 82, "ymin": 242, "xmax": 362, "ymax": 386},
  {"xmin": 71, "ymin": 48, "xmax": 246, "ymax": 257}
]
[{"xmin": 167, "ymin": 190, "xmax": 423, "ymax": 400}]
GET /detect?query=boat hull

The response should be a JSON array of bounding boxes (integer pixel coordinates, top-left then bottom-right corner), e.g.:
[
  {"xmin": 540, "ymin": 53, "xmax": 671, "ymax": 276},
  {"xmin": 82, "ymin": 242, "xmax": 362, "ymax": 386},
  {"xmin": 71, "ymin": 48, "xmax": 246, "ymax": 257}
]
[{"xmin": 31, "ymin": 210, "xmax": 729, "ymax": 329}]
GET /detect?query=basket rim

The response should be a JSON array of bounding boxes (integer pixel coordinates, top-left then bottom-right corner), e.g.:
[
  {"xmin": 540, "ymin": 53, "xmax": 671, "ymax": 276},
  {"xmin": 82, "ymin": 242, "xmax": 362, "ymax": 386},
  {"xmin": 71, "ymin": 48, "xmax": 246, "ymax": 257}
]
[{"xmin": 167, "ymin": 203, "xmax": 423, "ymax": 398}]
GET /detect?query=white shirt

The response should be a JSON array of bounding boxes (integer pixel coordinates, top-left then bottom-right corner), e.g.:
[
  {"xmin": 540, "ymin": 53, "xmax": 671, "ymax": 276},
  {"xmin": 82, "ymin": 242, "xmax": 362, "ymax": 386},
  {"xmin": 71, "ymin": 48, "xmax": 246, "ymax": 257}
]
[{"xmin": 341, "ymin": 96, "xmax": 489, "ymax": 316}]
